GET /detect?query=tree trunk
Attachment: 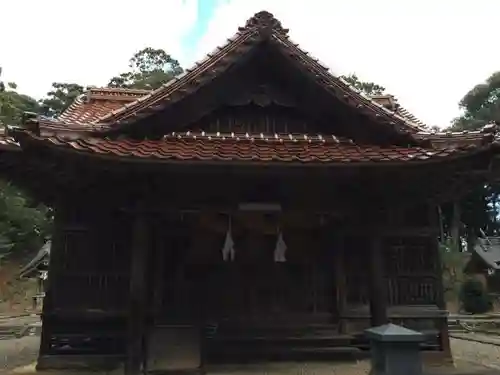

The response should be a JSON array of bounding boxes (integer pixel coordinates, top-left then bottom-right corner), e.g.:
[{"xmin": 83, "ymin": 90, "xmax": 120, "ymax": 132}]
[{"xmin": 451, "ymin": 201, "xmax": 461, "ymax": 252}]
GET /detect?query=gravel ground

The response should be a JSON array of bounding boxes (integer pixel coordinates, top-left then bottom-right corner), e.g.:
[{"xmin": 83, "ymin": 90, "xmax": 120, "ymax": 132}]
[
  {"xmin": 451, "ymin": 337, "xmax": 500, "ymax": 371},
  {"xmin": 1, "ymin": 336, "xmax": 500, "ymax": 375},
  {"xmin": 0, "ymin": 336, "xmax": 39, "ymax": 374}
]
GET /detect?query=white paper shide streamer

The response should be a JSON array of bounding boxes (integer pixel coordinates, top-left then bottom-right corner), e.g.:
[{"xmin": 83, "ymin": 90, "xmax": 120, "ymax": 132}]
[
  {"xmin": 274, "ymin": 230, "xmax": 287, "ymax": 262},
  {"xmin": 221, "ymin": 218, "xmax": 235, "ymax": 261}
]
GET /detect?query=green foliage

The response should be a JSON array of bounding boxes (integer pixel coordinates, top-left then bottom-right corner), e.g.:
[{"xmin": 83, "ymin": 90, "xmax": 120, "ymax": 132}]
[
  {"xmin": 0, "ymin": 181, "xmax": 51, "ymax": 263},
  {"xmin": 107, "ymin": 47, "xmax": 183, "ymax": 90},
  {"xmin": 451, "ymin": 71, "xmax": 500, "ymax": 131},
  {"xmin": 440, "ymin": 185, "xmax": 500, "ymax": 241},
  {"xmin": 440, "ymin": 71, "xmax": 500, "ymax": 248},
  {"xmin": 39, "ymin": 82, "xmax": 85, "ymax": 118},
  {"xmin": 0, "ymin": 67, "xmax": 40, "ymax": 126},
  {"xmin": 459, "ymin": 278, "xmax": 492, "ymax": 314},
  {"xmin": 0, "ymin": 70, "xmax": 52, "ymax": 267},
  {"xmin": 36, "ymin": 48, "xmax": 183, "ymax": 119},
  {"xmin": 340, "ymin": 73, "xmax": 386, "ymax": 96}
]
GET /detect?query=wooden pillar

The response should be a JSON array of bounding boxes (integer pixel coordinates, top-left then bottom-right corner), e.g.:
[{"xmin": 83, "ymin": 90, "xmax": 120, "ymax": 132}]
[
  {"xmin": 37, "ymin": 205, "xmax": 65, "ymax": 367},
  {"xmin": 333, "ymin": 235, "xmax": 347, "ymax": 333},
  {"xmin": 125, "ymin": 212, "xmax": 150, "ymax": 375},
  {"xmin": 368, "ymin": 234, "xmax": 388, "ymax": 327},
  {"xmin": 429, "ymin": 203, "xmax": 452, "ymax": 360}
]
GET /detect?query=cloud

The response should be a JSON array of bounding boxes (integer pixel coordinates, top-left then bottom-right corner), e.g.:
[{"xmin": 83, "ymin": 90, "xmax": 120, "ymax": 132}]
[
  {"xmin": 193, "ymin": 0, "xmax": 500, "ymax": 127},
  {"xmin": 1, "ymin": 0, "xmax": 198, "ymax": 99}
]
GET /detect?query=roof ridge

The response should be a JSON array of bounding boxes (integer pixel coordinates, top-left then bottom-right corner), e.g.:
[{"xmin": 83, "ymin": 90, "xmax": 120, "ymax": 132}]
[
  {"xmin": 58, "ymin": 94, "xmax": 87, "ymax": 123},
  {"xmin": 416, "ymin": 123, "xmax": 498, "ymax": 136},
  {"xmin": 89, "ymin": 87, "xmax": 151, "ymax": 95}
]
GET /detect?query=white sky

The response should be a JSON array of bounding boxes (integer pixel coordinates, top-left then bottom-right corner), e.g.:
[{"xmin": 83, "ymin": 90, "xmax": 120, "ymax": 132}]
[{"xmin": 1, "ymin": 0, "xmax": 499, "ymax": 128}]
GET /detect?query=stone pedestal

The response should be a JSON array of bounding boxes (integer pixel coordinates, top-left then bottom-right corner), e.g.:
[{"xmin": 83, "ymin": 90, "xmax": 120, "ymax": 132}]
[{"xmin": 365, "ymin": 323, "xmax": 423, "ymax": 375}]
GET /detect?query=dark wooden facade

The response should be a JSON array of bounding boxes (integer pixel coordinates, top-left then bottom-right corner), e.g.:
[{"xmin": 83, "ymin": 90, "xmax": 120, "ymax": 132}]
[
  {"xmin": 1, "ymin": 10, "xmax": 500, "ymax": 374},
  {"xmin": 33, "ymin": 166, "xmax": 453, "ymax": 370}
]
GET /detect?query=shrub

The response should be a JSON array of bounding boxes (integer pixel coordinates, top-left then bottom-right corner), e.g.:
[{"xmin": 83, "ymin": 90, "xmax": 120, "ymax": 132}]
[{"xmin": 459, "ymin": 279, "xmax": 493, "ymax": 314}]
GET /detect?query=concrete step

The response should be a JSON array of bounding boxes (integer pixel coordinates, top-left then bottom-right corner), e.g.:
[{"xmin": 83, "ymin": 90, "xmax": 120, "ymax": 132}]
[
  {"xmin": 211, "ymin": 337, "xmax": 355, "ymax": 350},
  {"xmin": 206, "ymin": 344, "xmax": 366, "ymax": 362},
  {"xmin": 0, "ymin": 325, "xmax": 29, "ymax": 340}
]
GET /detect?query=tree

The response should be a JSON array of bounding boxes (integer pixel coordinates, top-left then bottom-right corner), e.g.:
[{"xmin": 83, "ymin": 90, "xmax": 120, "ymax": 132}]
[
  {"xmin": 39, "ymin": 82, "xmax": 85, "ymax": 118},
  {"xmin": 451, "ymin": 71, "xmax": 500, "ymax": 131},
  {"xmin": 0, "ymin": 181, "xmax": 51, "ymax": 261},
  {"xmin": 445, "ymin": 73, "xmax": 500, "ymax": 226},
  {"xmin": 341, "ymin": 73, "xmax": 386, "ymax": 96},
  {"xmin": 0, "ymin": 181, "xmax": 52, "ymax": 302},
  {"xmin": 108, "ymin": 47, "xmax": 183, "ymax": 90},
  {"xmin": 0, "ymin": 67, "xmax": 40, "ymax": 126},
  {"xmin": 441, "ymin": 72, "xmax": 500, "ymax": 250},
  {"xmin": 0, "ymin": 67, "xmax": 52, "ymax": 303},
  {"xmin": 459, "ymin": 279, "xmax": 492, "ymax": 314}
]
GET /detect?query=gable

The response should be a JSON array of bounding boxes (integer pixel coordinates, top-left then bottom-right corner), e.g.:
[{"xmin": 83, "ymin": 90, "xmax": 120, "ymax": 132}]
[
  {"xmin": 93, "ymin": 11, "xmax": 425, "ymax": 143},
  {"xmin": 95, "ymin": 47, "xmax": 413, "ymax": 145}
]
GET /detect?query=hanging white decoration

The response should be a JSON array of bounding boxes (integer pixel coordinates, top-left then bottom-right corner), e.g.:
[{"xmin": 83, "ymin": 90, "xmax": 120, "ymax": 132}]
[
  {"xmin": 221, "ymin": 216, "xmax": 235, "ymax": 261},
  {"xmin": 274, "ymin": 230, "xmax": 287, "ymax": 262}
]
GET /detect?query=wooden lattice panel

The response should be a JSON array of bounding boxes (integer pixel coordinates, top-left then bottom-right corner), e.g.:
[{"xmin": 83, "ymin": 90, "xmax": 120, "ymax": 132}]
[
  {"xmin": 384, "ymin": 237, "xmax": 438, "ymax": 305},
  {"xmin": 52, "ymin": 211, "xmax": 132, "ymax": 311}
]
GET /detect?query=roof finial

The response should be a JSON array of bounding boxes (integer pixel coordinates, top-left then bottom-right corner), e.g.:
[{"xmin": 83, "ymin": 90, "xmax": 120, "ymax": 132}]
[{"xmin": 244, "ymin": 11, "xmax": 288, "ymax": 36}]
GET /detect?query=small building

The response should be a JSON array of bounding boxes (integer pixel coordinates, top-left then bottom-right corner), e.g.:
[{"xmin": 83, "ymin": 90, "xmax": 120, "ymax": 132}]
[
  {"xmin": 19, "ymin": 241, "xmax": 50, "ymax": 310},
  {"xmin": 0, "ymin": 10, "xmax": 499, "ymax": 373},
  {"xmin": 464, "ymin": 236, "xmax": 500, "ymax": 294}
]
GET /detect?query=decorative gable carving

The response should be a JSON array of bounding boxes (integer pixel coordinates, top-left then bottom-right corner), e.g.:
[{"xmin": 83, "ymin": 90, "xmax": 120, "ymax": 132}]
[
  {"xmin": 227, "ymin": 84, "xmax": 296, "ymax": 108},
  {"xmin": 241, "ymin": 11, "xmax": 289, "ymax": 37}
]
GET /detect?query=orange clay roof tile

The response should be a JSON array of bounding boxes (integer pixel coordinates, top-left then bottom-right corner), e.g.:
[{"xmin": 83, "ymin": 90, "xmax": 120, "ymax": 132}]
[{"xmin": 22, "ymin": 131, "xmax": 488, "ymax": 165}]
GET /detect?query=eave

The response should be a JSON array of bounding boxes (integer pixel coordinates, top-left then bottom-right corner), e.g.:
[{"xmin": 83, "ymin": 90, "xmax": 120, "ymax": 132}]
[{"xmin": 12, "ymin": 130, "xmax": 500, "ymax": 170}]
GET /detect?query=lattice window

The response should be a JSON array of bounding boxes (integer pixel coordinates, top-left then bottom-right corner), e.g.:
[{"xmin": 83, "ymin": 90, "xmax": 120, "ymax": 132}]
[
  {"xmin": 53, "ymin": 211, "xmax": 132, "ymax": 311},
  {"xmin": 384, "ymin": 237, "xmax": 438, "ymax": 305},
  {"xmin": 344, "ymin": 237, "xmax": 369, "ymax": 305}
]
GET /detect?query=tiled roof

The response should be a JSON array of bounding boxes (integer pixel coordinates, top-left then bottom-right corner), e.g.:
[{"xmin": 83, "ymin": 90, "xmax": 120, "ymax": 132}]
[
  {"xmin": 0, "ymin": 12, "xmax": 495, "ymax": 157},
  {"xmin": 370, "ymin": 95, "xmax": 427, "ymax": 128},
  {"xmin": 3, "ymin": 86, "xmax": 496, "ymax": 153},
  {"xmin": 19, "ymin": 241, "xmax": 51, "ymax": 279},
  {"xmin": 47, "ymin": 87, "xmax": 426, "ymax": 132},
  {"xmin": 18, "ymin": 131, "xmax": 492, "ymax": 165},
  {"xmin": 415, "ymin": 127, "xmax": 498, "ymax": 148},
  {"xmin": 54, "ymin": 88, "xmax": 149, "ymax": 128},
  {"xmin": 94, "ymin": 11, "xmax": 426, "ymax": 134},
  {"xmin": 472, "ymin": 237, "xmax": 500, "ymax": 270}
]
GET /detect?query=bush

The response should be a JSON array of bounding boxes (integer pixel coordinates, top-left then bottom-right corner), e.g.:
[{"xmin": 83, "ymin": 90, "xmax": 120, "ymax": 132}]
[{"xmin": 459, "ymin": 279, "xmax": 493, "ymax": 314}]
